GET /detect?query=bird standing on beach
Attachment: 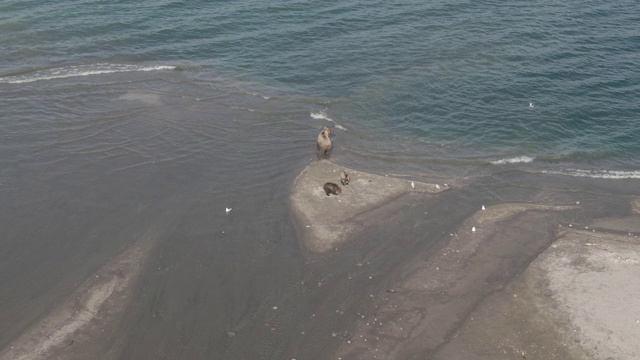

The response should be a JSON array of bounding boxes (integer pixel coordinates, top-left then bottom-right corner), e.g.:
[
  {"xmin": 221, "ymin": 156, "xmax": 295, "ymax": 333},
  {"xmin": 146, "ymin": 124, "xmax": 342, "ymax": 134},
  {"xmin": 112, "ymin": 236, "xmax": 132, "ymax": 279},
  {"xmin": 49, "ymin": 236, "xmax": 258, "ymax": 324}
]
[
  {"xmin": 411, "ymin": 181, "xmax": 415, "ymax": 189},
  {"xmin": 226, "ymin": 207, "xmax": 232, "ymax": 214}
]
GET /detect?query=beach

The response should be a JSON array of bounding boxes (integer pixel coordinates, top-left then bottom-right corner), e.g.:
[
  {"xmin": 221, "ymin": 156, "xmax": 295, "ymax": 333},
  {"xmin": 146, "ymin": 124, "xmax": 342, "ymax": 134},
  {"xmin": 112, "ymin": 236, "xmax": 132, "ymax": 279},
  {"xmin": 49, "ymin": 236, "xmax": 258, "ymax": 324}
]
[
  {"xmin": 1, "ymin": 157, "xmax": 639, "ymax": 359},
  {"xmin": 2, "ymin": 1, "xmax": 640, "ymax": 358},
  {"xmin": 289, "ymin": 161, "xmax": 640, "ymax": 359}
]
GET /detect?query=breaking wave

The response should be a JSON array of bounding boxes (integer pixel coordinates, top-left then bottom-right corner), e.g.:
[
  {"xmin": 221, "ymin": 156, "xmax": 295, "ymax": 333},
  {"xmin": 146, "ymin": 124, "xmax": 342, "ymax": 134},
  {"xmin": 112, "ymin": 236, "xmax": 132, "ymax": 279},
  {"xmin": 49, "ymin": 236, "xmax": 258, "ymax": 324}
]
[
  {"xmin": 542, "ymin": 169, "xmax": 640, "ymax": 179},
  {"xmin": 490, "ymin": 156, "xmax": 535, "ymax": 165},
  {"xmin": 310, "ymin": 110, "xmax": 347, "ymax": 131},
  {"xmin": 0, "ymin": 63, "xmax": 176, "ymax": 84}
]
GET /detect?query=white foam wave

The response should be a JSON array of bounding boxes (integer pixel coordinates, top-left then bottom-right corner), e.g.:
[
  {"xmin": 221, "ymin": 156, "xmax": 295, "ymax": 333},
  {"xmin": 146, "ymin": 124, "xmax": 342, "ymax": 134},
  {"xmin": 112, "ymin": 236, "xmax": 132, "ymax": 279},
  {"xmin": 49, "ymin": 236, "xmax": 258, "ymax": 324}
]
[
  {"xmin": 248, "ymin": 91, "xmax": 271, "ymax": 100},
  {"xmin": 543, "ymin": 169, "xmax": 640, "ymax": 179},
  {"xmin": 310, "ymin": 110, "xmax": 333, "ymax": 122},
  {"xmin": 310, "ymin": 110, "xmax": 347, "ymax": 131},
  {"xmin": 0, "ymin": 64, "xmax": 176, "ymax": 84},
  {"xmin": 491, "ymin": 156, "xmax": 535, "ymax": 165}
]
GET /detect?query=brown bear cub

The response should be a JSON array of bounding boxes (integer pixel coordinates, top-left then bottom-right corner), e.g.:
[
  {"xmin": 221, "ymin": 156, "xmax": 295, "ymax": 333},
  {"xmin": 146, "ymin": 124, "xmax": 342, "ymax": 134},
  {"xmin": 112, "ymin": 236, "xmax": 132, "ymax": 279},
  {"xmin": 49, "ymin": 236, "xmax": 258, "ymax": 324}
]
[
  {"xmin": 316, "ymin": 127, "xmax": 333, "ymax": 159},
  {"xmin": 323, "ymin": 182, "xmax": 341, "ymax": 196},
  {"xmin": 340, "ymin": 170, "xmax": 350, "ymax": 186}
]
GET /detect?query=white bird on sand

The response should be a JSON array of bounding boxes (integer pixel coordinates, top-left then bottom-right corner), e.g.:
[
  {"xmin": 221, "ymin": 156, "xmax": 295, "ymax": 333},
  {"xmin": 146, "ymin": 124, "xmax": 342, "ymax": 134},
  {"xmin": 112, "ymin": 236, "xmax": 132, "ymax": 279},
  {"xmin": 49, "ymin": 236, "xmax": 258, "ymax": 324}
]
[
  {"xmin": 472, "ymin": 226, "xmax": 476, "ymax": 233},
  {"xmin": 435, "ymin": 184, "xmax": 440, "ymax": 189},
  {"xmin": 482, "ymin": 205, "xmax": 485, "ymax": 210},
  {"xmin": 411, "ymin": 181, "xmax": 415, "ymax": 189},
  {"xmin": 226, "ymin": 207, "xmax": 232, "ymax": 214}
]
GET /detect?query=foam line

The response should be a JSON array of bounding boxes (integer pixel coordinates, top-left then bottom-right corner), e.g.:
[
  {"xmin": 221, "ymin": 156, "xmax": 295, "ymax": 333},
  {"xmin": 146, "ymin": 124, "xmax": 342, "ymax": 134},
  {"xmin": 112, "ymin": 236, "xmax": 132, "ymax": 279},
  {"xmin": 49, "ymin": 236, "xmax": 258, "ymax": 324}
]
[{"xmin": 1, "ymin": 64, "xmax": 176, "ymax": 84}]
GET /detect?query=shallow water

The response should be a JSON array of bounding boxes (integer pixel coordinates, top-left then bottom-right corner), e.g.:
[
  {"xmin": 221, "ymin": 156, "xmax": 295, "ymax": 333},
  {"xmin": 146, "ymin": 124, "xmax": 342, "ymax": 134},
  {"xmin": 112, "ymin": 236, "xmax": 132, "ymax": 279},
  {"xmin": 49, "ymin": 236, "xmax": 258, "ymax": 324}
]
[{"xmin": 0, "ymin": 70, "xmax": 311, "ymax": 354}]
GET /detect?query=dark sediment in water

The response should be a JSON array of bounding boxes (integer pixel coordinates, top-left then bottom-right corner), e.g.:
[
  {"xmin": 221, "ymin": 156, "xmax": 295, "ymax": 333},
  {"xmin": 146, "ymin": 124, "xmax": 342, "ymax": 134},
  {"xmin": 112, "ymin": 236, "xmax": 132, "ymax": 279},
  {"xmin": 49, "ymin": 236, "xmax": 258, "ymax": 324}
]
[{"xmin": 1, "ymin": 160, "xmax": 639, "ymax": 360}]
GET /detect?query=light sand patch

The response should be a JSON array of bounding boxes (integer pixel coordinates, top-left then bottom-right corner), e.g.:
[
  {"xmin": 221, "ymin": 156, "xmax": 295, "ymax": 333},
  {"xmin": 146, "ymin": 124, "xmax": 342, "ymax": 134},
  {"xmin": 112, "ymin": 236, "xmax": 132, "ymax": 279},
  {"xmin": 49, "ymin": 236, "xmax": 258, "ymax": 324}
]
[
  {"xmin": 290, "ymin": 160, "xmax": 449, "ymax": 253},
  {"xmin": 538, "ymin": 229, "xmax": 640, "ymax": 359},
  {"xmin": 430, "ymin": 224, "xmax": 640, "ymax": 359},
  {"xmin": 631, "ymin": 197, "xmax": 640, "ymax": 214}
]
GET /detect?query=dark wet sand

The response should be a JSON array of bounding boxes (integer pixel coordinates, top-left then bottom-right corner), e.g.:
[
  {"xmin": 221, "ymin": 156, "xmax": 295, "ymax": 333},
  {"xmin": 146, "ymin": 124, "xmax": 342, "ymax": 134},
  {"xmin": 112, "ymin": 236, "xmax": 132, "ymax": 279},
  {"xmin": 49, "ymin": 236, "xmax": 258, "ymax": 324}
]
[
  {"xmin": 1, "ymin": 161, "xmax": 639, "ymax": 359},
  {"xmin": 0, "ymin": 207, "xmax": 179, "ymax": 360},
  {"xmin": 289, "ymin": 162, "xmax": 640, "ymax": 360}
]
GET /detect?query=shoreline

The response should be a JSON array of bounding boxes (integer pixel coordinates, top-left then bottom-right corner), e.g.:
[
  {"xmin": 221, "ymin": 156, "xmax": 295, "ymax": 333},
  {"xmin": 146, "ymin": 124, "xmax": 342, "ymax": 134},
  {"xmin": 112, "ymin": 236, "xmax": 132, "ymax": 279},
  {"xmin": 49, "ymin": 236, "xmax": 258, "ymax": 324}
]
[
  {"xmin": 291, "ymin": 160, "xmax": 640, "ymax": 359},
  {"xmin": 0, "ymin": 214, "xmax": 174, "ymax": 360},
  {"xmin": 1, "ymin": 160, "xmax": 638, "ymax": 359}
]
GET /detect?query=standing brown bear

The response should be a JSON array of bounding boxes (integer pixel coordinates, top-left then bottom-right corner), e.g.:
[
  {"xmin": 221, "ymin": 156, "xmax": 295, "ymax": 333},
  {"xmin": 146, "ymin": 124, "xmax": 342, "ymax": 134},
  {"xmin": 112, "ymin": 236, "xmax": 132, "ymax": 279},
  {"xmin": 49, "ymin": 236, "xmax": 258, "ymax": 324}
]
[{"xmin": 316, "ymin": 127, "xmax": 333, "ymax": 160}]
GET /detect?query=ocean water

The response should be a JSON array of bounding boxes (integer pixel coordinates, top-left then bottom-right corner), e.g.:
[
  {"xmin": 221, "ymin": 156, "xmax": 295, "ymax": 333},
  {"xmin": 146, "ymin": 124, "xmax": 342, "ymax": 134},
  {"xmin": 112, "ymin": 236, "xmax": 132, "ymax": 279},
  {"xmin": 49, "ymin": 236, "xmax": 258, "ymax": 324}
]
[
  {"xmin": 3, "ymin": 0, "xmax": 640, "ymax": 175},
  {"xmin": 1, "ymin": 0, "xmax": 639, "ymax": 358}
]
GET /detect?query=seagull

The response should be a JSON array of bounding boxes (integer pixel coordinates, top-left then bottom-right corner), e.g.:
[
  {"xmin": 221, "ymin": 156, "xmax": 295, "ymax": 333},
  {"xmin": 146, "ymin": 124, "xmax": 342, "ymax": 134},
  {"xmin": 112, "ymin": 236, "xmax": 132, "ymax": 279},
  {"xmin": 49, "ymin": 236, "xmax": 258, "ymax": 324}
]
[
  {"xmin": 529, "ymin": 102, "xmax": 534, "ymax": 108},
  {"xmin": 472, "ymin": 226, "xmax": 476, "ymax": 233},
  {"xmin": 411, "ymin": 181, "xmax": 415, "ymax": 189},
  {"xmin": 435, "ymin": 184, "xmax": 440, "ymax": 189},
  {"xmin": 482, "ymin": 205, "xmax": 485, "ymax": 210},
  {"xmin": 226, "ymin": 207, "xmax": 232, "ymax": 214}
]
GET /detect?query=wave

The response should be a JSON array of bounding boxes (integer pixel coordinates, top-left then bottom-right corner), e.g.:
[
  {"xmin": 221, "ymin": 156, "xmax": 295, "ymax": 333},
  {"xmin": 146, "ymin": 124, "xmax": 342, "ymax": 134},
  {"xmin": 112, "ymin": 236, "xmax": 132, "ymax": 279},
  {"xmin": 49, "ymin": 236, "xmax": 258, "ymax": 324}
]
[
  {"xmin": 490, "ymin": 156, "xmax": 535, "ymax": 165},
  {"xmin": 0, "ymin": 63, "xmax": 176, "ymax": 84},
  {"xmin": 490, "ymin": 154, "xmax": 640, "ymax": 178},
  {"xmin": 310, "ymin": 110, "xmax": 347, "ymax": 131},
  {"xmin": 543, "ymin": 169, "xmax": 640, "ymax": 179}
]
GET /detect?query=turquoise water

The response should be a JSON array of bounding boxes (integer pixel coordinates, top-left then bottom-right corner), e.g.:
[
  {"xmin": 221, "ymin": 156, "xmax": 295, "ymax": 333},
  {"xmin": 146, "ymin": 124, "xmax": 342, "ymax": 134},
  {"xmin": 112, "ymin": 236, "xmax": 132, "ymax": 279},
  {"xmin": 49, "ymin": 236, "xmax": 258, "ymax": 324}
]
[{"xmin": 2, "ymin": 0, "xmax": 639, "ymax": 175}]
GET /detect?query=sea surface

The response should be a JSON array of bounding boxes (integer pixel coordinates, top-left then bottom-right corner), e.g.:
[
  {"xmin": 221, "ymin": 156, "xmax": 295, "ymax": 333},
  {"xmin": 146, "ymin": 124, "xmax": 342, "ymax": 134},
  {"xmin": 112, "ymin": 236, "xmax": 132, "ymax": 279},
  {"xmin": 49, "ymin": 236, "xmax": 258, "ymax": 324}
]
[{"xmin": 1, "ymin": 0, "xmax": 639, "ymax": 359}]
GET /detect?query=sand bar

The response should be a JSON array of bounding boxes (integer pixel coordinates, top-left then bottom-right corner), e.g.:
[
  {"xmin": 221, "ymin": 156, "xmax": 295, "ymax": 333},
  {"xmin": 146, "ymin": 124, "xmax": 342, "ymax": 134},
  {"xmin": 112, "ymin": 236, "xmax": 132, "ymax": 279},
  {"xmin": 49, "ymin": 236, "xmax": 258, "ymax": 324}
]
[
  {"xmin": 291, "ymin": 161, "xmax": 640, "ymax": 359},
  {"xmin": 290, "ymin": 160, "xmax": 449, "ymax": 253},
  {"xmin": 0, "ymin": 216, "xmax": 172, "ymax": 360}
]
